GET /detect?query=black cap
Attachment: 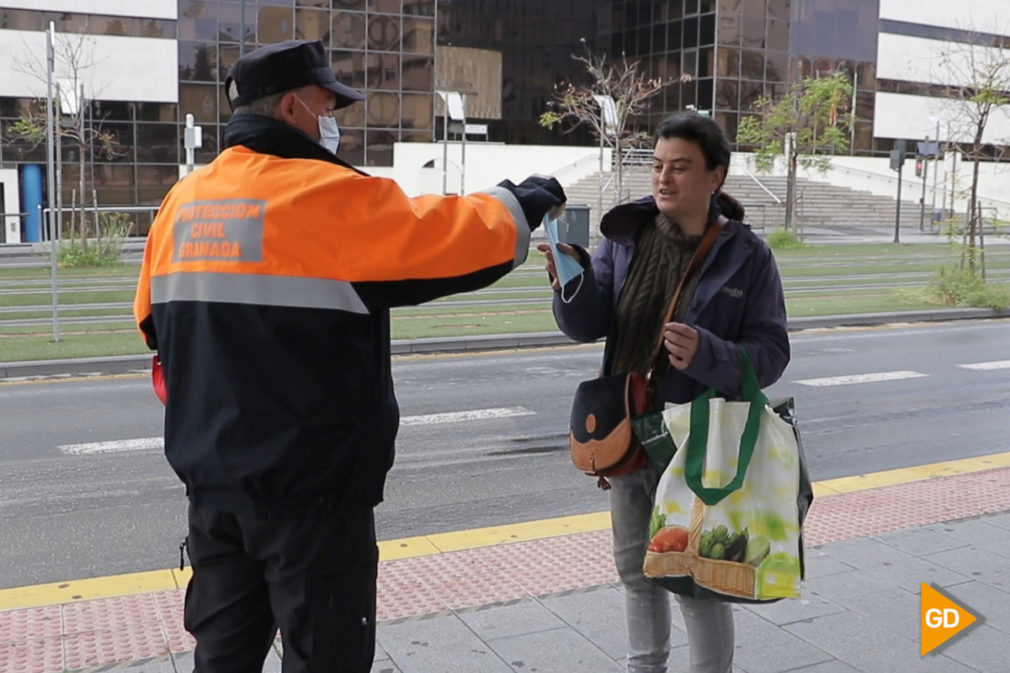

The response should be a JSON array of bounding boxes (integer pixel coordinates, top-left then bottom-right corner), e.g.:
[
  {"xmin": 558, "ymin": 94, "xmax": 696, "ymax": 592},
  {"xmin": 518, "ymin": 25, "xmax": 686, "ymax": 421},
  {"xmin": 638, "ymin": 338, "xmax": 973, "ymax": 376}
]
[{"xmin": 225, "ymin": 40, "xmax": 364, "ymax": 111}]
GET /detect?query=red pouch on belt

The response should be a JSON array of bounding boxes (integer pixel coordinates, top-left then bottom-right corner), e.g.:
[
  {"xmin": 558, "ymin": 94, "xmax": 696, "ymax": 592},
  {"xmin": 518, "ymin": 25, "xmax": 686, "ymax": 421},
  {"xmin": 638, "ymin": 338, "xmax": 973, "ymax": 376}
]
[{"xmin": 152, "ymin": 356, "xmax": 167, "ymax": 405}]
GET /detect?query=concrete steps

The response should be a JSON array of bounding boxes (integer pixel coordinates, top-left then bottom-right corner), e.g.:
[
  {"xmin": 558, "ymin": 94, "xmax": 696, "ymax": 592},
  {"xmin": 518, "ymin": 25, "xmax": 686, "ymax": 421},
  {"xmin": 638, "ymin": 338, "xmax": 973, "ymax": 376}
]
[{"xmin": 563, "ymin": 169, "xmax": 951, "ymax": 232}]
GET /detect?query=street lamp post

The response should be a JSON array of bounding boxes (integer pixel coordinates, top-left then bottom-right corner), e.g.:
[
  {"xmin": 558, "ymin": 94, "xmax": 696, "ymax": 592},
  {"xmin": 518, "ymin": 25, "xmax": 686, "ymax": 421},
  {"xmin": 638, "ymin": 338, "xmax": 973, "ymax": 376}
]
[
  {"xmin": 460, "ymin": 94, "xmax": 466, "ymax": 194},
  {"xmin": 442, "ymin": 101, "xmax": 448, "ymax": 194},
  {"xmin": 919, "ymin": 138, "xmax": 928, "ymax": 232},
  {"xmin": 436, "ymin": 90, "xmax": 465, "ymax": 194},
  {"xmin": 595, "ymin": 105, "xmax": 605, "ymax": 220},
  {"xmin": 44, "ymin": 21, "xmax": 61, "ymax": 342},
  {"xmin": 592, "ymin": 94, "xmax": 616, "ymax": 215},
  {"xmin": 930, "ymin": 117, "xmax": 940, "ymax": 228},
  {"xmin": 240, "ymin": 0, "xmax": 246, "ymax": 57}
]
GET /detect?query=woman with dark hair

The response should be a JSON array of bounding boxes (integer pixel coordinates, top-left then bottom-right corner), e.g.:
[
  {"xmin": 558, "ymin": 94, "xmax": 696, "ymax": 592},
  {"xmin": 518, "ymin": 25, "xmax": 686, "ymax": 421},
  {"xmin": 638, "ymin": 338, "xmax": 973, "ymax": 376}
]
[{"xmin": 539, "ymin": 112, "xmax": 789, "ymax": 673}]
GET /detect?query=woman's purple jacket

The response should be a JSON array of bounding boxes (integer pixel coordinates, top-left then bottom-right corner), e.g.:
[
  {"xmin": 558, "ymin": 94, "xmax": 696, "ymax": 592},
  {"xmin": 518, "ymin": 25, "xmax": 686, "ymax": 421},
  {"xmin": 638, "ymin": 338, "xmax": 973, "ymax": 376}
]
[{"xmin": 552, "ymin": 196, "xmax": 790, "ymax": 404}]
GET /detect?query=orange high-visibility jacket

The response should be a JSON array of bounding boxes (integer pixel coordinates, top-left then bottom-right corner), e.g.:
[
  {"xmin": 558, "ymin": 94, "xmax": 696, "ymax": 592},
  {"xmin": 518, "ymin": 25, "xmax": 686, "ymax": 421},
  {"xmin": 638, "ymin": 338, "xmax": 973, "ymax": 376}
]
[{"xmin": 133, "ymin": 146, "xmax": 530, "ymax": 514}]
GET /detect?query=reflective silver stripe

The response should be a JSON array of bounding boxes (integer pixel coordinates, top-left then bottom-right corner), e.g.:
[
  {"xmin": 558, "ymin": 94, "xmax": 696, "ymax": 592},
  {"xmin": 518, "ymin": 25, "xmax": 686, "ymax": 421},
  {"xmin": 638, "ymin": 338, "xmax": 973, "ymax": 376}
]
[
  {"xmin": 481, "ymin": 186, "xmax": 530, "ymax": 267},
  {"xmin": 150, "ymin": 272, "xmax": 370, "ymax": 314}
]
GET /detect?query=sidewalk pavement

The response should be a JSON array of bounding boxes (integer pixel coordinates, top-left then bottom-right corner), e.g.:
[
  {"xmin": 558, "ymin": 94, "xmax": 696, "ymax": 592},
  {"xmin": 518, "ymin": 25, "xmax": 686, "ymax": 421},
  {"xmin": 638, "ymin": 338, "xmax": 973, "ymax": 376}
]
[{"xmin": 4, "ymin": 454, "xmax": 1010, "ymax": 672}]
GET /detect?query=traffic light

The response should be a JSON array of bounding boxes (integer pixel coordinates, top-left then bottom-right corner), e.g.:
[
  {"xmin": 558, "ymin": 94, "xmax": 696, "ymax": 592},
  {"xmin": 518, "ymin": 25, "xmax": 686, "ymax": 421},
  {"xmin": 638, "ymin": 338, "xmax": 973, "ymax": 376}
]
[
  {"xmin": 889, "ymin": 139, "xmax": 908, "ymax": 171},
  {"xmin": 915, "ymin": 157, "xmax": 925, "ymax": 178}
]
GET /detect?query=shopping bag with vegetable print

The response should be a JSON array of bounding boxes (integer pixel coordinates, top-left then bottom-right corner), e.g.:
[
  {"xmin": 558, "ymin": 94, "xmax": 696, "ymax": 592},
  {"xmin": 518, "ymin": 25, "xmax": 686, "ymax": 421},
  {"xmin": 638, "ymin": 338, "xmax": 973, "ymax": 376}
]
[{"xmin": 642, "ymin": 347, "xmax": 810, "ymax": 603}]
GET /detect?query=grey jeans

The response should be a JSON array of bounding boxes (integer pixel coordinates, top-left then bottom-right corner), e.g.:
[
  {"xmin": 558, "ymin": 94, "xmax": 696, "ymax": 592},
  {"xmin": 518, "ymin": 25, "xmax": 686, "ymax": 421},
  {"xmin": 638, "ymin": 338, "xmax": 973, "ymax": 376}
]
[{"xmin": 610, "ymin": 466, "xmax": 734, "ymax": 673}]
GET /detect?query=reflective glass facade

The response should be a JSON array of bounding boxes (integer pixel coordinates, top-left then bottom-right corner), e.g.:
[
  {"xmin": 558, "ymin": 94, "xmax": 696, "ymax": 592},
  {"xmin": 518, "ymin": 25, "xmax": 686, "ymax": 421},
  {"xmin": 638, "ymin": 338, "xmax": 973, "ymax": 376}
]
[
  {"xmin": 0, "ymin": 10, "xmax": 178, "ymax": 213},
  {"xmin": 435, "ymin": 0, "xmax": 599, "ymax": 145},
  {"xmin": 1, "ymin": 0, "xmax": 936, "ymax": 214},
  {"xmin": 607, "ymin": 0, "xmax": 883, "ymax": 154},
  {"xmin": 602, "ymin": 0, "xmax": 719, "ymax": 137},
  {"xmin": 177, "ymin": 0, "xmax": 436, "ymax": 167},
  {"xmin": 710, "ymin": 0, "xmax": 792, "ymax": 146},
  {"xmin": 787, "ymin": 0, "xmax": 879, "ymax": 153}
]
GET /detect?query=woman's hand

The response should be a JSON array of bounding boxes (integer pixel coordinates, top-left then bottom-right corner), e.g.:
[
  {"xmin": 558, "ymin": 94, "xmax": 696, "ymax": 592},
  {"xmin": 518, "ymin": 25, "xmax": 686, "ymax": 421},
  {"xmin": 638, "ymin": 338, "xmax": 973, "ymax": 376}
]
[
  {"xmin": 536, "ymin": 242, "xmax": 580, "ymax": 292},
  {"xmin": 663, "ymin": 322, "xmax": 699, "ymax": 370}
]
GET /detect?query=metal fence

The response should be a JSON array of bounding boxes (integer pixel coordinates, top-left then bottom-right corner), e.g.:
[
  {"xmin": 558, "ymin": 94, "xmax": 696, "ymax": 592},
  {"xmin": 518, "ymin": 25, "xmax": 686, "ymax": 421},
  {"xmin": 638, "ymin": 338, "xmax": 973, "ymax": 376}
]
[{"xmin": 0, "ymin": 205, "xmax": 156, "ymax": 342}]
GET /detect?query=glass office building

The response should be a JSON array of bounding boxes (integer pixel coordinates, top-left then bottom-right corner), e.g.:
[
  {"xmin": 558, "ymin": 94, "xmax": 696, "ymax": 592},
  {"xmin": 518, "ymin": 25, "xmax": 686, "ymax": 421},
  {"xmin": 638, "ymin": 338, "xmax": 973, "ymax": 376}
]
[
  {"xmin": 603, "ymin": 0, "xmax": 882, "ymax": 153},
  {"xmin": 0, "ymin": 9, "xmax": 180, "ymax": 209},
  {"xmin": 435, "ymin": 0, "xmax": 599, "ymax": 146},
  {"xmin": 178, "ymin": 0, "xmax": 438, "ymax": 168},
  {"xmin": 0, "ymin": 0, "xmax": 1004, "ymax": 221}
]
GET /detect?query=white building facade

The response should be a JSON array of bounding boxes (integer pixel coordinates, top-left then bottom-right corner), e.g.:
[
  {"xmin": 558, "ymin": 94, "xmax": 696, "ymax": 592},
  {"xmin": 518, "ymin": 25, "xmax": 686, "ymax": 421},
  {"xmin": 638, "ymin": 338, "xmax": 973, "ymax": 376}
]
[{"xmin": 0, "ymin": 0, "xmax": 1007, "ymax": 243}]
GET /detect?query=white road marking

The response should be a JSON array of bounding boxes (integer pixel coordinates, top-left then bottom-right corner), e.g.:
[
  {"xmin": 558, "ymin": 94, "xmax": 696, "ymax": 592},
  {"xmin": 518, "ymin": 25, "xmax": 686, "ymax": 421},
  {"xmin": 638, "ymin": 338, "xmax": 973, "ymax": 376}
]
[
  {"xmin": 59, "ymin": 437, "xmax": 164, "ymax": 455},
  {"xmin": 959, "ymin": 360, "xmax": 1010, "ymax": 371},
  {"xmin": 795, "ymin": 370, "xmax": 929, "ymax": 387},
  {"xmin": 58, "ymin": 407, "xmax": 537, "ymax": 454},
  {"xmin": 399, "ymin": 406, "xmax": 536, "ymax": 426}
]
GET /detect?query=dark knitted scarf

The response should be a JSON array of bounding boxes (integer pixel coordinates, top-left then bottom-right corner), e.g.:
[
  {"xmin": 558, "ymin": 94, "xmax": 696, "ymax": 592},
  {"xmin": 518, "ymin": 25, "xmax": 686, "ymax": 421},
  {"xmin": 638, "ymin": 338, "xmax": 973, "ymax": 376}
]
[{"xmin": 611, "ymin": 213, "xmax": 702, "ymax": 377}]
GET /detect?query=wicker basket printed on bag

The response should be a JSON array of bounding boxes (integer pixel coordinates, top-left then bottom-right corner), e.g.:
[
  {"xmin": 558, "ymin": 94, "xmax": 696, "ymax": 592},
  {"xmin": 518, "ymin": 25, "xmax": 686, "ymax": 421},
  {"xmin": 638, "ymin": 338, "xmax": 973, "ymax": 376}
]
[{"xmin": 643, "ymin": 496, "xmax": 756, "ymax": 599}]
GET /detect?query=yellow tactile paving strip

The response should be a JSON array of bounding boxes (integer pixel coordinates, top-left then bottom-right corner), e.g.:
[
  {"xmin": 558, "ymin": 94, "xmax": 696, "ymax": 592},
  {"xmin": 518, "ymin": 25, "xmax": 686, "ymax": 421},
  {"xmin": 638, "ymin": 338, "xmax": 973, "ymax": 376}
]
[{"xmin": 1, "ymin": 450, "xmax": 1009, "ymax": 613}]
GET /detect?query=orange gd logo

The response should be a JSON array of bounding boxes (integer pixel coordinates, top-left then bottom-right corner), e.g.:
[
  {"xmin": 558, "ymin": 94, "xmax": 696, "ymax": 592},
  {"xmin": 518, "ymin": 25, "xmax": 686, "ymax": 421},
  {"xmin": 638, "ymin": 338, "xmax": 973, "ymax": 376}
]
[{"xmin": 920, "ymin": 583, "xmax": 980, "ymax": 656}]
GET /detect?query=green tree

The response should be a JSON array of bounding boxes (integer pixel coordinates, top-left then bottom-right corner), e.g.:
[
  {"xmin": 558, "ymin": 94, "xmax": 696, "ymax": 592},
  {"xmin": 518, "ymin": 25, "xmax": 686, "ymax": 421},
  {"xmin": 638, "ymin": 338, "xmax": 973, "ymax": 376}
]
[
  {"xmin": 539, "ymin": 43, "xmax": 677, "ymax": 209},
  {"xmin": 737, "ymin": 72, "xmax": 853, "ymax": 231}
]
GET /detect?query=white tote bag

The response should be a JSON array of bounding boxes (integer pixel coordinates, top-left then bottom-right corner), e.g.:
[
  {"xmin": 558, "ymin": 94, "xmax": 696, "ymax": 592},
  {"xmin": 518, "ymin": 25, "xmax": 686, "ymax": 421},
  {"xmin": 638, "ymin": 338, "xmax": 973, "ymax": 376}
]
[{"xmin": 642, "ymin": 348, "xmax": 807, "ymax": 602}]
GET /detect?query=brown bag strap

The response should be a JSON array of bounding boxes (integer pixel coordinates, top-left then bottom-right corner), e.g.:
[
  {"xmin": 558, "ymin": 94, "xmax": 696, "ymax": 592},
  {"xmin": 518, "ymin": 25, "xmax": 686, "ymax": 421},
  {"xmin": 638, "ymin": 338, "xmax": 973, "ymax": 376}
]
[{"xmin": 646, "ymin": 216, "xmax": 725, "ymax": 378}]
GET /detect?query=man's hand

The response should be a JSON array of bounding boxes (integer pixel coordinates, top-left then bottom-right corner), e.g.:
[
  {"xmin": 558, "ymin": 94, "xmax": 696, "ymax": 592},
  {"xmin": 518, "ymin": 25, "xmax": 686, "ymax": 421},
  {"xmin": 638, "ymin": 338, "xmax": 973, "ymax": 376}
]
[
  {"xmin": 497, "ymin": 175, "xmax": 567, "ymax": 231},
  {"xmin": 663, "ymin": 322, "xmax": 699, "ymax": 370}
]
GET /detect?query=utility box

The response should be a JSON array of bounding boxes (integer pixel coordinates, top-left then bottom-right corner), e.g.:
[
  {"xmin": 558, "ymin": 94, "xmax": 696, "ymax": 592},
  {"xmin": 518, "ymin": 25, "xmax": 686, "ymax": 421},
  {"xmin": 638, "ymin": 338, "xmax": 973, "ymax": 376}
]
[{"xmin": 558, "ymin": 204, "xmax": 590, "ymax": 248}]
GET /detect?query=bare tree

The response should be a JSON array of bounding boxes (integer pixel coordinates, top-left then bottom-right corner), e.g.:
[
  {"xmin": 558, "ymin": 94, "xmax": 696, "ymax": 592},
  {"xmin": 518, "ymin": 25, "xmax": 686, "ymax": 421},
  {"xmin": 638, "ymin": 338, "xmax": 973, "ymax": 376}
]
[
  {"xmin": 934, "ymin": 26, "xmax": 1010, "ymax": 273},
  {"xmin": 6, "ymin": 26, "xmax": 120, "ymax": 251},
  {"xmin": 538, "ymin": 43, "xmax": 679, "ymax": 207}
]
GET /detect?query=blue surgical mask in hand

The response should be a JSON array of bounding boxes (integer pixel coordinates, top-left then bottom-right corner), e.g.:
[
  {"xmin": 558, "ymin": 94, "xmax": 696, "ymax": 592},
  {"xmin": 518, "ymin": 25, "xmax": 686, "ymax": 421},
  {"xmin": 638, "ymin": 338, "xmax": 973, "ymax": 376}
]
[{"xmin": 543, "ymin": 215, "xmax": 585, "ymax": 294}]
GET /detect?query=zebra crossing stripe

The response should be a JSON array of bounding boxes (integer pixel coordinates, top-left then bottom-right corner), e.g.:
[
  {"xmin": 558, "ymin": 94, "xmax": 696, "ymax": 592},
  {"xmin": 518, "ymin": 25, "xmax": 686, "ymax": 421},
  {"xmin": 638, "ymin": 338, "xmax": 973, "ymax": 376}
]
[
  {"xmin": 795, "ymin": 370, "xmax": 928, "ymax": 387},
  {"xmin": 58, "ymin": 407, "xmax": 537, "ymax": 454}
]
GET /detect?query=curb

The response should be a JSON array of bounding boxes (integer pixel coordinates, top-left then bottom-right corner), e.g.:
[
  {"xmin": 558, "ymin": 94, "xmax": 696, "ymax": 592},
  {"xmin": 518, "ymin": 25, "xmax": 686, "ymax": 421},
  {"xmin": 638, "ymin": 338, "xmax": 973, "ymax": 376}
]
[
  {"xmin": 784, "ymin": 307, "xmax": 1008, "ymax": 329},
  {"xmin": 0, "ymin": 353, "xmax": 151, "ymax": 379},
  {"xmin": 2, "ymin": 308, "xmax": 1008, "ymax": 381}
]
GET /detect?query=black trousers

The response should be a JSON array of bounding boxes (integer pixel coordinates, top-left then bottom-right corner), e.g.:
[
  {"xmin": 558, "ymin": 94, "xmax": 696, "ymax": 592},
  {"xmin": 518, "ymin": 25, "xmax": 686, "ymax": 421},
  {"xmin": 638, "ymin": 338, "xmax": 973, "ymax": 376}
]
[{"xmin": 183, "ymin": 501, "xmax": 378, "ymax": 673}]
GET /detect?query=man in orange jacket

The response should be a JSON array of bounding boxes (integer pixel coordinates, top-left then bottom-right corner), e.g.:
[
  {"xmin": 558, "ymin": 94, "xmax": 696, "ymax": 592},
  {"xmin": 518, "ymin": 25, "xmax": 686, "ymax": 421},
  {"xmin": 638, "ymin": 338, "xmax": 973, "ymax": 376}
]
[{"xmin": 133, "ymin": 39, "xmax": 565, "ymax": 673}]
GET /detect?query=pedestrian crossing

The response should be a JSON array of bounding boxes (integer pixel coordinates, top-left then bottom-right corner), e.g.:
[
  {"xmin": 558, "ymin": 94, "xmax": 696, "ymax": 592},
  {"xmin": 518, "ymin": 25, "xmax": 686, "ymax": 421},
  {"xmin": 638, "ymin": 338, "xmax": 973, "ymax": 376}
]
[
  {"xmin": 794, "ymin": 370, "xmax": 928, "ymax": 387},
  {"xmin": 959, "ymin": 360, "xmax": 1010, "ymax": 371},
  {"xmin": 795, "ymin": 359, "xmax": 1008, "ymax": 387},
  {"xmin": 58, "ymin": 406, "xmax": 537, "ymax": 455},
  {"xmin": 60, "ymin": 437, "xmax": 163, "ymax": 455},
  {"xmin": 52, "ymin": 359, "xmax": 1008, "ymax": 454}
]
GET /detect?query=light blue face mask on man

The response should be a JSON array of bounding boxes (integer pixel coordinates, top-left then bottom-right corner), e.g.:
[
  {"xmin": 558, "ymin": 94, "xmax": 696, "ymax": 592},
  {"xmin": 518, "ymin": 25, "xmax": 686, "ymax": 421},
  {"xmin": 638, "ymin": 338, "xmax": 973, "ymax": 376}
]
[
  {"xmin": 296, "ymin": 96, "xmax": 341, "ymax": 154},
  {"xmin": 315, "ymin": 115, "xmax": 341, "ymax": 154}
]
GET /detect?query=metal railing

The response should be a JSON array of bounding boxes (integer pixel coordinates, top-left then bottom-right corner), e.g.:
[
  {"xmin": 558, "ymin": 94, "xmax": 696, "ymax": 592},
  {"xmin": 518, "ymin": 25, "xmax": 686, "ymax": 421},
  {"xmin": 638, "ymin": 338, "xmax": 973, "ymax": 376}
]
[
  {"xmin": 6, "ymin": 205, "xmax": 158, "ymax": 342},
  {"xmin": 36, "ymin": 204, "xmax": 159, "ymax": 241},
  {"xmin": 742, "ymin": 203, "xmax": 771, "ymax": 231},
  {"xmin": 620, "ymin": 147, "xmax": 654, "ymax": 167},
  {"xmin": 823, "ymin": 162, "xmax": 1010, "ymax": 217},
  {"xmin": 549, "ymin": 151, "xmax": 607, "ymax": 184},
  {"xmin": 737, "ymin": 164, "xmax": 783, "ymax": 204}
]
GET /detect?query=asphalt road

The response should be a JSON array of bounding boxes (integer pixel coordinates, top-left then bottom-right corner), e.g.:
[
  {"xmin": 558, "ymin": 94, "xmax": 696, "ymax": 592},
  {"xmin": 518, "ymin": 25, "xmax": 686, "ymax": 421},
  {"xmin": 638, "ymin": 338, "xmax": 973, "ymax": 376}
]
[{"xmin": 0, "ymin": 318, "xmax": 1008, "ymax": 588}]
